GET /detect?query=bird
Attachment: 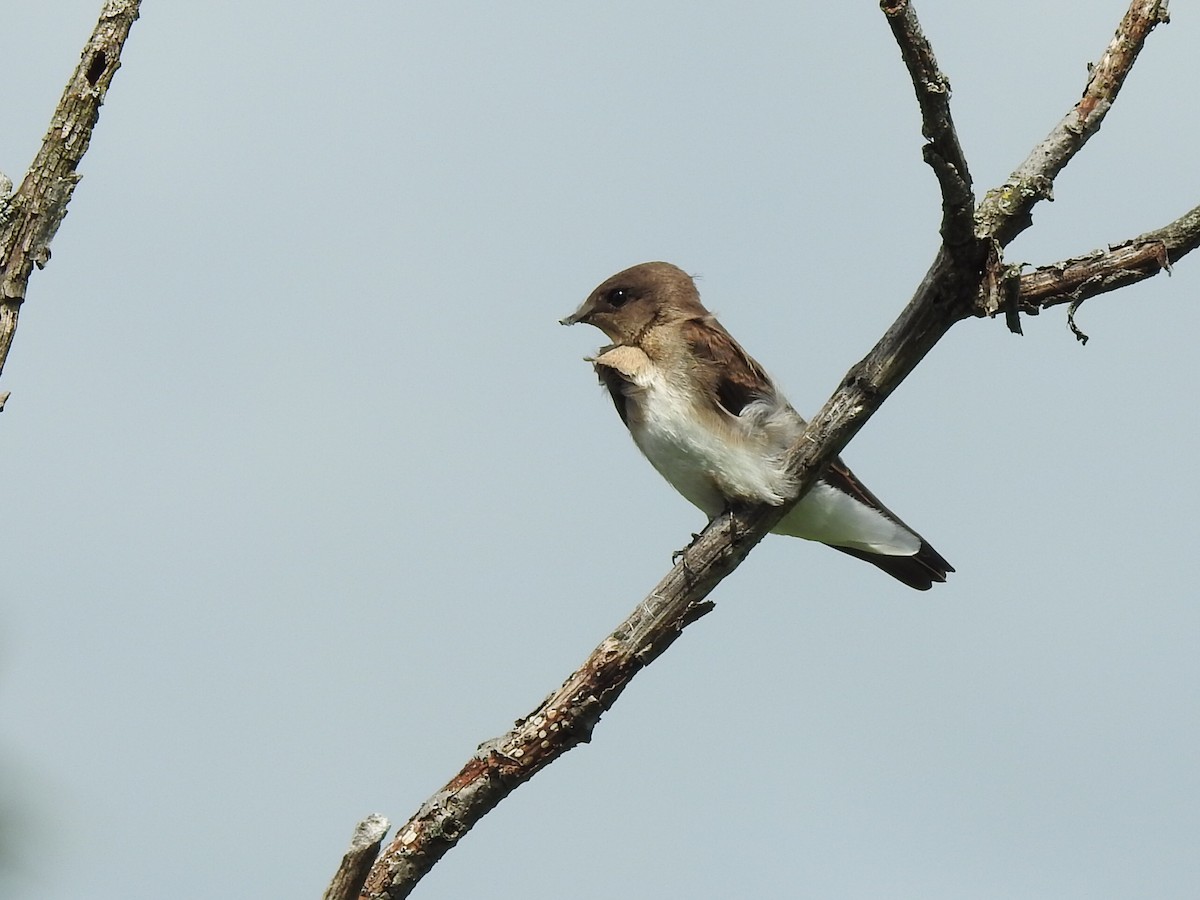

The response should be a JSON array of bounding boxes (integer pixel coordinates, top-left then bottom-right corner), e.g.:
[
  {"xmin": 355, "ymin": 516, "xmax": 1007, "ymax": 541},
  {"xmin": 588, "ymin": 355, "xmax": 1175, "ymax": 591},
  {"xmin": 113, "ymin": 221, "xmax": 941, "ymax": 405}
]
[{"xmin": 560, "ymin": 261, "xmax": 952, "ymax": 590}]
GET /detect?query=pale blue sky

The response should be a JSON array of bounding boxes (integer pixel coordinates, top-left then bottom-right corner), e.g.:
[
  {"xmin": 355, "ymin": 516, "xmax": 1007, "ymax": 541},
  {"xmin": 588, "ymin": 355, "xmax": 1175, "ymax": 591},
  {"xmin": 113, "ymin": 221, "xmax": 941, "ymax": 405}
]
[{"xmin": 3, "ymin": 2, "xmax": 1198, "ymax": 898}]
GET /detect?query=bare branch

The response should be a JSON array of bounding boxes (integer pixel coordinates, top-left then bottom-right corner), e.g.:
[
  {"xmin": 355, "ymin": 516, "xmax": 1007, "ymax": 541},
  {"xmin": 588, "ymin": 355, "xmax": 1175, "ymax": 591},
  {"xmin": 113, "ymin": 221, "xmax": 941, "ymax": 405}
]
[
  {"xmin": 1018, "ymin": 202, "xmax": 1200, "ymax": 308},
  {"xmin": 362, "ymin": 265, "xmax": 977, "ymax": 900},
  {"xmin": 363, "ymin": 232, "xmax": 980, "ymax": 899},
  {"xmin": 357, "ymin": 4, "xmax": 1178, "ymax": 896},
  {"xmin": 361, "ymin": 531, "xmax": 730, "ymax": 896},
  {"xmin": 0, "ymin": 0, "xmax": 142, "ymax": 381},
  {"xmin": 324, "ymin": 815, "xmax": 390, "ymax": 900},
  {"xmin": 974, "ymin": 0, "xmax": 1170, "ymax": 249},
  {"xmin": 880, "ymin": 0, "xmax": 975, "ymax": 252}
]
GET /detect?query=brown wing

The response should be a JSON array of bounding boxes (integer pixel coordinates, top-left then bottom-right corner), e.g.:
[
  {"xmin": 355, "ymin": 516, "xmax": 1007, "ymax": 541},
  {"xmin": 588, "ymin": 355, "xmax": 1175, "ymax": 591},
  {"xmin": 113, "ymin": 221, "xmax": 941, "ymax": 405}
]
[
  {"xmin": 824, "ymin": 457, "xmax": 955, "ymax": 590},
  {"xmin": 594, "ymin": 361, "xmax": 631, "ymax": 426},
  {"xmin": 680, "ymin": 316, "xmax": 775, "ymax": 417},
  {"xmin": 823, "ymin": 457, "xmax": 902, "ymax": 519}
]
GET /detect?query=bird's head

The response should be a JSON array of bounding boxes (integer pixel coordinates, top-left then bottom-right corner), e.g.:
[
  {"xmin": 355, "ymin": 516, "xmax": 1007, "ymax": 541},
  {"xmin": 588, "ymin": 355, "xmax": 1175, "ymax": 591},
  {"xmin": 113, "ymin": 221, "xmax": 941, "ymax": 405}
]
[{"xmin": 560, "ymin": 261, "xmax": 701, "ymax": 344}]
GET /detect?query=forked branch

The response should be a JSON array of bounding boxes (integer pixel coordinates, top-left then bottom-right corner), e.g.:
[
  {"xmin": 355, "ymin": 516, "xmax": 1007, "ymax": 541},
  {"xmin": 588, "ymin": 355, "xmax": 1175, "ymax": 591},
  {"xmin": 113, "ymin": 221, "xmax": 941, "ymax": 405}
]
[{"xmin": 351, "ymin": 3, "xmax": 1181, "ymax": 897}]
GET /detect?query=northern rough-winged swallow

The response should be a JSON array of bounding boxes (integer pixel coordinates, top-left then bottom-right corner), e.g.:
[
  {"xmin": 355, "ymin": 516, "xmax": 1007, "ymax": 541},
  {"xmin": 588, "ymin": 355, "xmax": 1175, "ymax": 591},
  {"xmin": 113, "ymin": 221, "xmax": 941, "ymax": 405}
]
[{"xmin": 561, "ymin": 261, "xmax": 953, "ymax": 590}]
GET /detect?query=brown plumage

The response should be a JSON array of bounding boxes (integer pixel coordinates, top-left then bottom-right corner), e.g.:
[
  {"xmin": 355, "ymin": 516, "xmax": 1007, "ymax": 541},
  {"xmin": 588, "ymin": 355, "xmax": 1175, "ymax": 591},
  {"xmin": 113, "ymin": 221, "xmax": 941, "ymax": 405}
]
[{"xmin": 561, "ymin": 261, "xmax": 952, "ymax": 590}]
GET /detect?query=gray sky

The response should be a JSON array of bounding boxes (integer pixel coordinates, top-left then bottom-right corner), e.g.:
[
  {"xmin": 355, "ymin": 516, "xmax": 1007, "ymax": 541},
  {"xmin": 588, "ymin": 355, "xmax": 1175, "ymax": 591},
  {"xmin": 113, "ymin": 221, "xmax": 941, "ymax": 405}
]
[{"xmin": 3, "ymin": 2, "xmax": 1198, "ymax": 898}]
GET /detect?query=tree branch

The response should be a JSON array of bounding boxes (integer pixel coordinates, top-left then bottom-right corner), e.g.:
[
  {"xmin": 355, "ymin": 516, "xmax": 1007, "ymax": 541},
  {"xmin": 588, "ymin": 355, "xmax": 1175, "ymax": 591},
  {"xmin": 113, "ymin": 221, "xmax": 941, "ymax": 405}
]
[
  {"xmin": 0, "ymin": 0, "xmax": 142, "ymax": 381},
  {"xmin": 880, "ymin": 0, "xmax": 976, "ymax": 252},
  {"xmin": 359, "ymin": 238, "xmax": 981, "ymax": 900},
  {"xmin": 325, "ymin": 815, "xmax": 391, "ymax": 900},
  {"xmin": 351, "ymin": 3, "xmax": 1178, "ymax": 896},
  {"xmin": 974, "ymin": 0, "xmax": 1170, "ymax": 252},
  {"xmin": 1015, "ymin": 202, "xmax": 1200, "ymax": 316}
]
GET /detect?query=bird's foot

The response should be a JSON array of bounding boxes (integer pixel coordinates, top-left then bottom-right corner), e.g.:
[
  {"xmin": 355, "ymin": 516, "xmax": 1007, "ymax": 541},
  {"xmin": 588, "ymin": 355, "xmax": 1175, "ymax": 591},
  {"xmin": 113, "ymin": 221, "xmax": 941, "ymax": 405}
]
[{"xmin": 671, "ymin": 545, "xmax": 696, "ymax": 580}]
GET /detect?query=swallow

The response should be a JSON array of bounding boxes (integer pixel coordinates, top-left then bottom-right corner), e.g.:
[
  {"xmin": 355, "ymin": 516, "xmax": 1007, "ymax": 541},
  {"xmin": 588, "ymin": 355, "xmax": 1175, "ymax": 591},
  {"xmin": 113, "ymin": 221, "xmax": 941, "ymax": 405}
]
[{"xmin": 561, "ymin": 261, "xmax": 952, "ymax": 590}]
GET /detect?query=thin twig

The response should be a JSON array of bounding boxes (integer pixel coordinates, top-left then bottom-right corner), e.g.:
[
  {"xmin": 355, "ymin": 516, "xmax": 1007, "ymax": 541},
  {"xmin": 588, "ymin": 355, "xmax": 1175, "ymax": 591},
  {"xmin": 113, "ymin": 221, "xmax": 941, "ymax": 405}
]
[{"xmin": 0, "ymin": 0, "xmax": 142, "ymax": 381}]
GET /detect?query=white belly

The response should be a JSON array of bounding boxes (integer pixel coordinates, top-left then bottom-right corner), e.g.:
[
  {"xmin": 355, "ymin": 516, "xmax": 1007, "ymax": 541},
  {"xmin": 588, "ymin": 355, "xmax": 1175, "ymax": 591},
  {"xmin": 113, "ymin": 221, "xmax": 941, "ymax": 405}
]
[
  {"xmin": 626, "ymin": 368, "xmax": 792, "ymax": 514},
  {"xmin": 599, "ymin": 344, "xmax": 919, "ymax": 556}
]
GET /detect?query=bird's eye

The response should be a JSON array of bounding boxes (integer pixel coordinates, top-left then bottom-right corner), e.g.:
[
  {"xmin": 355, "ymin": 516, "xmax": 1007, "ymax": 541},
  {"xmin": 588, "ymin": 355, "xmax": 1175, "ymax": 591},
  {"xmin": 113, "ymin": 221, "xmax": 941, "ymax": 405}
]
[{"xmin": 606, "ymin": 287, "xmax": 630, "ymax": 308}]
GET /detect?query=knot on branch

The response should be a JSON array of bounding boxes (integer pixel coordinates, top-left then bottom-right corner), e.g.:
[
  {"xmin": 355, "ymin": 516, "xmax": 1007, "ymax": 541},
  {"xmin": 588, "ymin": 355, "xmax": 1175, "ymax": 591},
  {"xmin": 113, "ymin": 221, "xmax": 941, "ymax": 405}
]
[{"xmin": 974, "ymin": 177, "xmax": 1053, "ymax": 244}]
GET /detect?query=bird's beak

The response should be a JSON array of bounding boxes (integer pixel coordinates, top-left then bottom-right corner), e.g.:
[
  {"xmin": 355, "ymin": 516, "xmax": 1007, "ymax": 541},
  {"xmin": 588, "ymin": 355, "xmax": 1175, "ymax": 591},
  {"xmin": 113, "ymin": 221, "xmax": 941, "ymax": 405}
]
[{"xmin": 559, "ymin": 307, "xmax": 586, "ymax": 326}]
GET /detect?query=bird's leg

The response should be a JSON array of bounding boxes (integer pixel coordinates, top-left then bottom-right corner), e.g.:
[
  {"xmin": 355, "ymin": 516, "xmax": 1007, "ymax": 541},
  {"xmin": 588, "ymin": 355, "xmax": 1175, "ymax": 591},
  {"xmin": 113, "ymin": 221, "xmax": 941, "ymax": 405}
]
[
  {"xmin": 672, "ymin": 539, "xmax": 698, "ymax": 579},
  {"xmin": 671, "ymin": 525, "xmax": 707, "ymax": 579},
  {"xmin": 723, "ymin": 503, "xmax": 743, "ymax": 545}
]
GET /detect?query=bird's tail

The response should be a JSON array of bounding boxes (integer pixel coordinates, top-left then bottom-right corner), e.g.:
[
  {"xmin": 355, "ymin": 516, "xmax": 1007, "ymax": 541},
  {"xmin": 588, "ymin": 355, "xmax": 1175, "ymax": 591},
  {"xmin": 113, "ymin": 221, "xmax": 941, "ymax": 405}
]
[{"xmin": 832, "ymin": 540, "xmax": 954, "ymax": 591}]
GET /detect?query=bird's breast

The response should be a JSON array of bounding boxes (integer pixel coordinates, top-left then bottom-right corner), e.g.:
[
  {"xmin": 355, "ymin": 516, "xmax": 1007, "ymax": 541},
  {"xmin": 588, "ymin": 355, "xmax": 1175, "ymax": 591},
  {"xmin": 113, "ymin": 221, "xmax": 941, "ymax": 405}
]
[{"xmin": 617, "ymin": 362, "xmax": 793, "ymax": 515}]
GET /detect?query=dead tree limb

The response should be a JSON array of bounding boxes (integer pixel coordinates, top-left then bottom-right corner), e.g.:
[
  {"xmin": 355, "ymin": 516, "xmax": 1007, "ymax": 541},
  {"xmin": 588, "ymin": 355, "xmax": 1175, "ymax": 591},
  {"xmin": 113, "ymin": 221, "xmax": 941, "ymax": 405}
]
[
  {"xmin": 325, "ymin": 815, "xmax": 391, "ymax": 900},
  {"xmin": 351, "ymin": 2, "xmax": 1176, "ymax": 897},
  {"xmin": 972, "ymin": 0, "xmax": 1171, "ymax": 331},
  {"xmin": 880, "ymin": 0, "xmax": 975, "ymax": 251},
  {"xmin": 1010, "ymin": 202, "xmax": 1200, "ymax": 342},
  {"xmin": 0, "ymin": 0, "xmax": 142, "ymax": 385}
]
